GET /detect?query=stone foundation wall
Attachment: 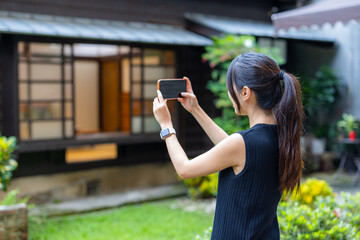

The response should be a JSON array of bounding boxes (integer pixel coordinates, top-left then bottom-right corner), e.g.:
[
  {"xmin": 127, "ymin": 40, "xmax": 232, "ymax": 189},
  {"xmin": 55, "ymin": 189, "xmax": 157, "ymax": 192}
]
[
  {"xmin": 0, "ymin": 162, "xmax": 179, "ymax": 204},
  {"xmin": 0, "ymin": 203, "xmax": 27, "ymax": 240}
]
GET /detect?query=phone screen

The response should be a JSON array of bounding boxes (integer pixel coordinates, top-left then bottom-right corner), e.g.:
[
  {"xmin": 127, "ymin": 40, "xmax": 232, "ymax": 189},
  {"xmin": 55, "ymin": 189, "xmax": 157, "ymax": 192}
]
[{"xmin": 158, "ymin": 79, "xmax": 187, "ymax": 99}]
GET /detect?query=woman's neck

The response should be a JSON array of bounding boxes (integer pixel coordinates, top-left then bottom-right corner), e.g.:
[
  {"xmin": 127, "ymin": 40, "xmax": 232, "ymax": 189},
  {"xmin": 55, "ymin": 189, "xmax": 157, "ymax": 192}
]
[{"xmin": 247, "ymin": 107, "xmax": 276, "ymax": 128}]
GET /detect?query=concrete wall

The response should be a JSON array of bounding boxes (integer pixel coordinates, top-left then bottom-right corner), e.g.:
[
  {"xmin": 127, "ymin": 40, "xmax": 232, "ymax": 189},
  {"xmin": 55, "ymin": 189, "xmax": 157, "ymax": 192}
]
[
  {"xmin": 0, "ymin": 162, "xmax": 179, "ymax": 204},
  {"xmin": 329, "ymin": 21, "xmax": 360, "ymax": 119},
  {"xmin": 287, "ymin": 21, "xmax": 360, "ymax": 121}
]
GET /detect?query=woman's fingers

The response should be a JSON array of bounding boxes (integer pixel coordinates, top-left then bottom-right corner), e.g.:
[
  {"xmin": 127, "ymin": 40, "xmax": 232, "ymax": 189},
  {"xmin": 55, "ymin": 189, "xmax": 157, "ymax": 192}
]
[
  {"xmin": 180, "ymin": 92, "xmax": 193, "ymax": 98},
  {"xmin": 183, "ymin": 76, "xmax": 194, "ymax": 94},
  {"xmin": 157, "ymin": 90, "xmax": 164, "ymax": 102}
]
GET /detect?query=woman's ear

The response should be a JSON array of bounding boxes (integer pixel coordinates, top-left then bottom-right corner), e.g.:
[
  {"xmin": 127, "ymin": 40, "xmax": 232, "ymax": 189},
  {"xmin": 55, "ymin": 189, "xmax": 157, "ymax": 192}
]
[{"xmin": 241, "ymin": 86, "xmax": 251, "ymax": 101}]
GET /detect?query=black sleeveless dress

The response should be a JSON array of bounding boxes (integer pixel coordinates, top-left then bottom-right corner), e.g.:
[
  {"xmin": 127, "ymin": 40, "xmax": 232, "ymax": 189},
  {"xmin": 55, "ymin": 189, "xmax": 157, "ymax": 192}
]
[{"xmin": 211, "ymin": 123, "xmax": 281, "ymax": 240}]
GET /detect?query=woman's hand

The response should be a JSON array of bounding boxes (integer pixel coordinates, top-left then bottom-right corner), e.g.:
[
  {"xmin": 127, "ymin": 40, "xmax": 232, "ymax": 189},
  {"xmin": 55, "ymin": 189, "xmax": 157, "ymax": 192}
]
[
  {"xmin": 177, "ymin": 77, "xmax": 200, "ymax": 114},
  {"xmin": 153, "ymin": 90, "xmax": 173, "ymax": 129}
]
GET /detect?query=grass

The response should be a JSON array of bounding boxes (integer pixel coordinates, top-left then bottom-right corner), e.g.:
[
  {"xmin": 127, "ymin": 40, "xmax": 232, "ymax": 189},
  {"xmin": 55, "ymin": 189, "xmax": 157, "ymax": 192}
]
[{"xmin": 29, "ymin": 199, "xmax": 214, "ymax": 240}]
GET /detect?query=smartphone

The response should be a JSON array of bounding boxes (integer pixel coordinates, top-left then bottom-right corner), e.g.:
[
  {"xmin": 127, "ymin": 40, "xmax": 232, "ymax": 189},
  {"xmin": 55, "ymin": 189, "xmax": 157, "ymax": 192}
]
[{"xmin": 157, "ymin": 79, "xmax": 188, "ymax": 100}]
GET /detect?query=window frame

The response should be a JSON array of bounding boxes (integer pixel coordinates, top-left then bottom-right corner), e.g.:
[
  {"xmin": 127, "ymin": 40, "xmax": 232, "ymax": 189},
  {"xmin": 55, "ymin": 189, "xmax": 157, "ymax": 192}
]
[
  {"xmin": 14, "ymin": 36, "xmax": 180, "ymax": 153},
  {"xmin": 18, "ymin": 41, "xmax": 75, "ymax": 141}
]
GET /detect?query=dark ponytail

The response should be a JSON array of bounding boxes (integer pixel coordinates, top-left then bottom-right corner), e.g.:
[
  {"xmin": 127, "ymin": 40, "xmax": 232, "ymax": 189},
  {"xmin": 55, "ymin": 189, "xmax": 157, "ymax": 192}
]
[
  {"xmin": 227, "ymin": 52, "xmax": 304, "ymax": 193},
  {"xmin": 274, "ymin": 72, "xmax": 304, "ymax": 193}
]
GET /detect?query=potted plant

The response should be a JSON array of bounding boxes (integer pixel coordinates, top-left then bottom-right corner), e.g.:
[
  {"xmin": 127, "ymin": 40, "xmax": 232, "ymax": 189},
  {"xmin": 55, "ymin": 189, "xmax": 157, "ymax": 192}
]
[
  {"xmin": 0, "ymin": 135, "xmax": 18, "ymax": 191},
  {"xmin": 337, "ymin": 114, "xmax": 359, "ymax": 140},
  {"xmin": 301, "ymin": 65, "xmax": 340, "ymax": 155},
  {"xmin": 0, "ymin": 135, "xmax": 28, "ymax": 240},
  {"xmin": 310, "ymin": 123, "xmax": 329, "ymax": 156}
]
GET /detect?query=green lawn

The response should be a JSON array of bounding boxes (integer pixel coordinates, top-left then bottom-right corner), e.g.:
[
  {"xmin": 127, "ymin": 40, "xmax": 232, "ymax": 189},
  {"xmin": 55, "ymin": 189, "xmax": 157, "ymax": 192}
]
[{"xmin": 29, "ymin": 199, "xmax": 214, "ymax": 240}]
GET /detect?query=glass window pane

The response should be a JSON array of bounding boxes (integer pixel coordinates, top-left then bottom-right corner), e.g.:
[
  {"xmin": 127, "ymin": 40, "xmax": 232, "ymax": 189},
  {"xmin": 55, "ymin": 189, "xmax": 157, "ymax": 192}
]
[
  {"xmin": 131, "ymin": 116, "xmax": 142, "ymax": 134},
  {"xmin": 19, "ymin": 83, "xmax": 28, "ymax": 101},
  {"xmin": 144, "ymin": 67, "xmax": 166, "ymax": 82},
  {"xmin": 164, "ymin": 50, "xmax": 175, "ymax": 65},
  {"xmin": 30, "ymin": 63, "xmax": 61, "ymax": 81},
  {"xmin": 65, "ymin": 102, "xmax": 73, "ymax": 118},
  {"xmin": 65, "ymin": 83, "xmax": 72, "ymax": 100},
  {"xmin": 144, "ymin": 83, "xmax": 157, "ymax": 99},
  {"xmin": 30, "ymin": 102, "xmax": 61, "ymax": 120},
  {"xmin": 132, "ymin": 83, "xmax": 141, "ymax": 99},
  {"xmin": 132, "ymin": 66, "xmax": 141, "ymax": 82},
  {"xmin": 31, "ymin": 121, "xmax": 62, "ymax": 140},
  {"xmin": 31, "ymin": 83, "xmax": 61, "ymax": 100},
  {"xmin": 274, "ymin": 39, "xmax": 287, "ymax": 63},
  {"xmin": 18, "ymin": 62, "xmax": 28, "ymax": 81},
  {"xmin": 131, "ymin": 48, "xmax": 141, "ymax": 65},
  {"xmin": 65, "ymin": 63, "xmax": 72, "ymax": 81},
  {"xmin": 258, "ymin": 38, "xmax": 271, "ymax": 48},
  {"xmin": 18, "ymin": 42, "xmax": 25, "ymax": 56},
  {"xmin": 144, "ymin": 116, "xmax": 160, "ymax": 133},
  {"xmin": 132, "ymin": 101, "xmax": 142, "ymax": 115},
  {"xmin": 165, "ymin": 67, "xmax": 176, "ymax": 78},
  {"xmin": 64, "ymin": 45, "xmax": 72, "ymax": 57},
  {"xmin": 144, "ymin": 50, "xmax": 161, "ymax": 65},
  {"xmin": 30, "ymin": 43, "xmax": 61, "ymax": 55},
  {"xmin": 19, "ymin": 103, "xmax": 29, "ymax": 120},
  {"xmin": 143, "ymin": 100, "xmax": 153, "ymax": 115},
  {"xmin": 131, "ymin": 57, "xmax": 141, "ymax": 65},
  {"xmin": 20, "ymin": 122, "xmax": 30, "ymax": 140},
  {"xmin": 65, "ymin": 120, "xmax": 73, "ymax": 138}
]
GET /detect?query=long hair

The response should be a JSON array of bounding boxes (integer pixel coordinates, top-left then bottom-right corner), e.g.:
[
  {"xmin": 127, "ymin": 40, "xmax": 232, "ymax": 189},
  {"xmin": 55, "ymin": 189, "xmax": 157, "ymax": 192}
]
[{"xmin": 226, "ymin": 52, "xmax": 304, "ymax": 193}]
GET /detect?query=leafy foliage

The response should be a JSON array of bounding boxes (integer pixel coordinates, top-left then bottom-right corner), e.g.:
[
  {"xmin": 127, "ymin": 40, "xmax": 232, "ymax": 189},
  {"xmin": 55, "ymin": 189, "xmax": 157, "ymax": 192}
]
[
  {"xmin": 278, "ymin": 195, "xmax": 360, "ymax": 240},
  {"xmin": 337, "ymin": 113, "xmax": 359, "ymax": 134},
  {"xmin": 183, "ymin": 173, "xmax": 218, "ymax": 199},
  {"xmin": 0, "ymin": 135, "xmax": 18, "ymax": 191},
  {"xmin": 301, "ymin": 65, "xmax": 340, "ymax": 137},
  {"xmin": 282, "ymin": 178, "xmax": 334, "ymax": 205},
  {"xmin": 0, "ymin": 189, "xmax": 34, "ymax": 209},
  {"xmin": 194, "ymin": 178, "xmax": 360, "ymax": 240},
  {"xmin": 202, "ymin": 34, "xmax": 285, "ymax": 134}
]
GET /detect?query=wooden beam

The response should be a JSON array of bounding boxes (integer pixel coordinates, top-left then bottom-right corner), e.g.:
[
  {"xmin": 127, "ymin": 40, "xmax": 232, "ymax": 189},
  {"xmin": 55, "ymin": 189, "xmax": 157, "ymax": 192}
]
[{"xmin": 0, "ymin": 34, "xmax": 18, "ymax": 138}]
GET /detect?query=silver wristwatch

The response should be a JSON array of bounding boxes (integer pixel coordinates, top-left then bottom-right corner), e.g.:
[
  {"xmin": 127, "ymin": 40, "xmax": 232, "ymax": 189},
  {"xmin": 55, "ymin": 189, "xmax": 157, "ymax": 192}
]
[{"xmin": 160, "ymin": 128, "xmax": 176, "ymax": 140}]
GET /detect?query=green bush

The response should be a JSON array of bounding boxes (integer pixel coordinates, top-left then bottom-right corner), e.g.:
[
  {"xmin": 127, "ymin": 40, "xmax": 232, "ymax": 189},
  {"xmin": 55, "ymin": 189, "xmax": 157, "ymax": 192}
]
[
  {"xmin": 194, "ymin": 176, "xmax": 360, "ymax": 240},
  {"xmin": 282, "ymin": 178, "xmax": 334, "ymax": 205},
  {"xmin": 278, "ymin": 195, "xmax": 360, "ymax": 239},
  {"xmin": 183, "ymin": 173, "xmax": 218, "ymax": 199},
  {"xmin": 195, "ymin": 192, "xmax": 360, "ymax": 240},
  {"xmin": 0, "ymin": 135, "xmax": 18, "ymax": 191}
]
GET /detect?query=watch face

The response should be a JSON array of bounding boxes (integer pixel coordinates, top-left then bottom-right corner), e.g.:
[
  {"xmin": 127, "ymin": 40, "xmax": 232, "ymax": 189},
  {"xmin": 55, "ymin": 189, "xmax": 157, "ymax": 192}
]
[{"xmin": 161, "ymin": 128, "xmax": 170, "ymax": 138}]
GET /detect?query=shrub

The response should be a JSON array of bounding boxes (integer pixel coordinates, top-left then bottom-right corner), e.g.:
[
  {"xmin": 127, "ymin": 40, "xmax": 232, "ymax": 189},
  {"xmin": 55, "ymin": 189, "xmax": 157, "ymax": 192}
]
[
  {"xmin": 194, "ymin": 177, "xmax": 359, "ymax": 240},
  {"xmin": 0, "ymin": 135, "xmax": 18, "ymax": 191},
  {"xmin": 278, "ymin": 195, "xmax": 360, "ymax": 240},
  {"xmin": 183, "ymin": 173, "xmax": 218, "ymax": 199},
  {"xmin": 195, "ymin": 192, "xmax": 360, "ymax": 240},
  {"xmin": 282, "ymin": 178, "xmax": 334, "ymax": 205}
]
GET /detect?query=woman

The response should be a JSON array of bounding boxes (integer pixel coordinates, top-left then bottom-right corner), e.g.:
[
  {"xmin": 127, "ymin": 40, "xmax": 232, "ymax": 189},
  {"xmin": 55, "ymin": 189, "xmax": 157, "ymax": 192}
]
[{"xmin": 153, "ymin": 52, "xmax": 303, "ymax": 239}]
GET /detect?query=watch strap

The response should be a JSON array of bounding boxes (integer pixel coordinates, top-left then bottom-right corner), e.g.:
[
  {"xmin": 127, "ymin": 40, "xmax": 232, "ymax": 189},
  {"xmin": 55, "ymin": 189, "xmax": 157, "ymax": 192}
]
[{"xmin": 160, "ymin": 128, "xmax": 176, "ymax": 140}]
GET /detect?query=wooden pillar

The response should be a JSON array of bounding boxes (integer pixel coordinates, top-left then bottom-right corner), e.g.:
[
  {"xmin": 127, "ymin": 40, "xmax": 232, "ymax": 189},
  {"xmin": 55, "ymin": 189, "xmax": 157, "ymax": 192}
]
[{"xmin": 0, "ymin": 34, "xmax": 18, "ymax": 137}]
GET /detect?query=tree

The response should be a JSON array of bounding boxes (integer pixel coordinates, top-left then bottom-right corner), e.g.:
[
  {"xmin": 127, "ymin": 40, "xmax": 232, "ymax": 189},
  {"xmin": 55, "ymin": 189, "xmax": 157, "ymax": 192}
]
[{"xmin": 202, "ymin": 34, "xmax": 285, "ymax": 133}]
